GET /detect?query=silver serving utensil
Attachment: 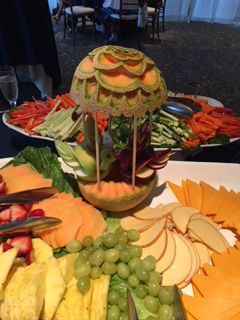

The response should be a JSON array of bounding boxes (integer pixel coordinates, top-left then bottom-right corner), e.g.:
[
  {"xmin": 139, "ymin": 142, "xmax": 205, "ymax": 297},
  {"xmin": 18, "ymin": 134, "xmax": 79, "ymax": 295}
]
[
  {"xmin": 127, "ymin": 288, "xmax": 138, "ymax": 320},
  {"xmin": 0, "ymin": 187, "xmax": 58, "ymax": 205},
  {"xmin": 0, "ymin": 217, "xmax": 61, "ymax": 234},
  {"xmin": 172, "ymin": 285, "xmax": 187, "ymax": 320},
  {"xmin": 162, "ymin": 101, "xmax": 193, "ymax": 119},
  {"xmin": 166, "ymin": 96, "xmax": 201, "ymax": 114}
]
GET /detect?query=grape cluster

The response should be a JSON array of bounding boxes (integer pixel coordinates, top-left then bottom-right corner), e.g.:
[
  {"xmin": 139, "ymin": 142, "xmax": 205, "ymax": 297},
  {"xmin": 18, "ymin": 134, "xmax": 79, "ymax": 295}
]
[{"xmin": 66, "ymin": 228, "xmax": 175, "ymax": 320}]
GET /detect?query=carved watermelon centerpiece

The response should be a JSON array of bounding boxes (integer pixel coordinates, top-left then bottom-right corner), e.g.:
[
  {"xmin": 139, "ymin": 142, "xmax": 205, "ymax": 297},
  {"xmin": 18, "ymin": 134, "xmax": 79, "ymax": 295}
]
[{"xmin": 70, "ymin": 45, "xmax": 167, "ymax": 117}]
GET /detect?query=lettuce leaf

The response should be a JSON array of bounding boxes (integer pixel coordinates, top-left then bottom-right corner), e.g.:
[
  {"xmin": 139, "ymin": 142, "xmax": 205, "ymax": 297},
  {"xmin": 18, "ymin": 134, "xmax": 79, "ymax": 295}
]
[{"xmin": 6, "ymin": 146, "xmax": 79, "ymax": 196}]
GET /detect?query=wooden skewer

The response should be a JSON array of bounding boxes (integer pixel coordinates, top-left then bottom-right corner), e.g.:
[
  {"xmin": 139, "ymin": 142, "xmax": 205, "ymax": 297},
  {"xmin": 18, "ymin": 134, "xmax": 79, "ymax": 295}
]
[
  {"xmin": 131, "ymin": 114, "xmax": 137, "ymax": 189},
  {"xmin": 149, "ymin": 111, "xmax": 153, "ymax": 144},
  {"xmin": 94, "ymin": 112, "xmax": 101, "ymax": 190}
]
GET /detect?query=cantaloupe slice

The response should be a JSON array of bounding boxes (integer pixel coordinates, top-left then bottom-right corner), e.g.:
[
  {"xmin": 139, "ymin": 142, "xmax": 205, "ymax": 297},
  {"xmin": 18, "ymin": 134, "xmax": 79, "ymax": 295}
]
[
  {"xmin": 155, "ymin": 229, "xmax": 176, "ymax": 274},
  {"xmin": 78, "ymin": 176, "xmax": 156, "ymax": 212},
  {"xmin": 0, "ymin": 164, "xmax": 52, "ymax": 193},
  {"xmin": 134, "ymin": 217, "xmax": 166, "ymax": 247},
  {"xmin": 162, "ymin": 232, "xmax": 192, "ymax": 286},
  {"xmin": 141, "ymin": 228, "xmax": 167, "ymax": 261}
]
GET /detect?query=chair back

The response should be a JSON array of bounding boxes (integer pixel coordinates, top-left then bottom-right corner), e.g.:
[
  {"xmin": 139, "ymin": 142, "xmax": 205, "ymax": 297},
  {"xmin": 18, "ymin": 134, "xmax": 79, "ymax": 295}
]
[
  {"xmin": 147, "ymin": 0, "xmax": 165, "ymax": 9},
  {"xmin": 119, "ymin": 0, "xmax": 140, "ymax": 19}
]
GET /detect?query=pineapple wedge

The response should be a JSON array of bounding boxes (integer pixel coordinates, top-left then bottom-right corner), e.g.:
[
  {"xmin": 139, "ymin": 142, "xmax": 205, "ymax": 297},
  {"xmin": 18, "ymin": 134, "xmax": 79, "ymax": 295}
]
[
  {"xmin": 32, "ymin": 238, "xmax": 53, "ymax": 264},
  {"xmin": 42, "ymin": 257, "xmax": 66, "ymax": 320},
  {"xmin": 90, "ymin": 275, "xmax": 110, "ymax": 320}
]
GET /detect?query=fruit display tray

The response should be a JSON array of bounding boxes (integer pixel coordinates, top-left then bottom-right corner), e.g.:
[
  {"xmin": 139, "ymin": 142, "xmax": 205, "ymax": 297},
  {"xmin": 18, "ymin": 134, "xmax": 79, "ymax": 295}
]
[{"xmin": 0, "ymin": 158, "xmax": 239, "ymax": 296}]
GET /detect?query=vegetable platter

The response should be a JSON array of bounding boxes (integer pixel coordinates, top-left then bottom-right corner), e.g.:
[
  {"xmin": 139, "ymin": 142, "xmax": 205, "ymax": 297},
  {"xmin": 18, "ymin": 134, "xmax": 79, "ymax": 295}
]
[
  {"xmin": 3, "ymin": 94, "xmax": 240, "ymax": 150},
  {"xmin": 0, "ymin": 146, "xmax": 240, "ymax": 320}
]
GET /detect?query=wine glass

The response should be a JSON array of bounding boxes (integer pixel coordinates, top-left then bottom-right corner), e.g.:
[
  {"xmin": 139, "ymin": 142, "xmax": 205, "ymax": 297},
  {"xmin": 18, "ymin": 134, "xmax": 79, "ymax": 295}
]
[{"xmin": 0, "ymin": 66, "xmax": 19, "ymax": 109}]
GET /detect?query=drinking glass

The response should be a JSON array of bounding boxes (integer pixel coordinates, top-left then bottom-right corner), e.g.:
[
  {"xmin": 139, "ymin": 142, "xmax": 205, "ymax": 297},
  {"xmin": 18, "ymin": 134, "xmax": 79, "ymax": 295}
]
[{"xmin": 0, "ymin": 66, "xmax": 19, "ymax": 109}]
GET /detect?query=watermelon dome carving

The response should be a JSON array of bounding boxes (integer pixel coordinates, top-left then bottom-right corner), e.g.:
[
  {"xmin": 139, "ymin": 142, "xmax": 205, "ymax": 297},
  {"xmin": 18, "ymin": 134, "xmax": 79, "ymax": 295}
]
[{"xmin": 70, "ymin": 45, "xmax": 168, "ymax": 117}]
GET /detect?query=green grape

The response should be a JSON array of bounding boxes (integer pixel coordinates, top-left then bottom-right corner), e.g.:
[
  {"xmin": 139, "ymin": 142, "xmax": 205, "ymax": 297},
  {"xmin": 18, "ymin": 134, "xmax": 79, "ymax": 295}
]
[
  {"xmin": 142, "ymin": 256, "xmax": 156, "ymax": 272},
  {"xmin": 89, "ymin": 249, "xmax": 105, "ymax": 266},
  {"xmin": 103, "ymin": 233, "xmax": 118, "ymax": 248},
  {"xmin": 129, "ymin": 245, "xmax": 142, "ymax": 258},
  {"xmin": 74, "ymin": 250, "xmax": 90, "ymax": 267},
  {"xmin": 82, "ymin": 235, "xmax": 94, "ymax": 247},
  {"xmin": 90, "ymin": 266, "xmax": 102, "ymax": 279},
  {"xmin": 115, "ymin": 227, "xmax": 125, "ymax": 236},
  {"xmin": 104, "ymin": 248, "xmax": 120, "ymax": 263},
  {"xmin": 135, "ymin": 284, "xmax": 147, "ymax": 299},
  {"xmin": 77, "ymin": 276, "xmax": 90, "ymax": 293},
  {"xmin": 66, "ymin": 240, "xmax": 82, "ymax": 253},
  {"xmin": 115, "ymin": 243, "xmax": 126, "ymax": 251},
  {"xmin": 117, "ymin": 234, "xmax": 128, "ymax": 244},
  {"xmin": 93, "ymin": 236, "xmax": 102, "ymax": 248},
  {"xmin": 117, "ymin": 262, "xmax": 130, "ymax": 279},
  {"xmin": 128, "ymin": 274, "xmax": 139, "ymax": 288},
  {"xmin": 108, "ymin": 290, "xmax": 119, "ymax": 305},
  {"xmin": 107, "ymin": 305, "xmax": 120, "ymax": 320},
  {"xmin": 118, "ymin": 297, "xmax": 127, "ymax": 312},
  {"xmin": 126, "ymin": 229, "xmax": 140, "ymax": 242},
  {"xmin": 158, "ymin": 287, "xmax": 174, "ymax": 305},
  {"xmin": 119, "ymin": 249, "xmax": 132, "ymax": 263},
  {"xmin": 120, "ymin": 313, "xmax": 128, "ymax": 320},
  {"xmin": 147, "ymin": 282, "xmax": 161, "ymax": 297},
  {"xmin": 146, "ymin": 317, "xmax": 157, "ymax": 320},
  {"xmin": 149, "ymin": 271, "xmax": 162, "ymax": 284},
  {"xmin": 144, "ymin": 295, "xmax": 160, "ymax": 314},
  {"xmin": 135, "ymin": 267, "xmax": 149, "ymax": 282},
  {"xmin": 85, "ymin": 246, "xmax": 95, "ymax": 254},
  {"xmin": 75, "ymin": 262, "xmax": 91, "ymax": 278},
  {"xmin": 102, "ymin": 262, "xmax": 117, "ymax": 275},
  {"xmin": 128, "ymin": 257, "xmax": 142, "ymax": 273},
  {"xmin": 158, "ymin": 304, "xmax": 174, "ymax": 320}
]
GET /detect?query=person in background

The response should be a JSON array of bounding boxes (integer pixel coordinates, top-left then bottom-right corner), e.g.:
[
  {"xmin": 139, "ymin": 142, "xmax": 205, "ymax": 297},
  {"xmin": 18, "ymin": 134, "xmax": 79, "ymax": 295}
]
[{"xmin": 0, "ymin": 0, "xmax": 61, "ymax": 96}]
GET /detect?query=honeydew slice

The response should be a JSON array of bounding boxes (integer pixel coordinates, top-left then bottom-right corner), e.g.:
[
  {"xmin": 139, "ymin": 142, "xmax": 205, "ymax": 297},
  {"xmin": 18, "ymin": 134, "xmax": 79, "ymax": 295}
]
[
  {"xmin": 171, "ymin": 206, "xmax": 199, "ymax": 234},
  {"xmin": 187, "ymin": 219, "xmax": 228, "ymax": 253},
  {"xmin": 155, "ymin": 229, "xmax": 176, "ymax": 274},
  {"xmin": 141, "ymin": 229, "xmax": 167, "ymax": 260},
  {"xmin": 162, "ymin": 232, "xmax": 192, "ymax": 286},
  {"xmin": 189, "ymin": 213, "xmax": 220, "ymax": 230},
  {"xmin": 134, "ymin": 217, "xmax": 166, "ymax": 247},
  {"xmin": 120, "ymin": 216, "xmax": 155, "ymax": 232},
  {"xmin": 193, "ymin": 242, "xmax": 211, "ymax": 267}
]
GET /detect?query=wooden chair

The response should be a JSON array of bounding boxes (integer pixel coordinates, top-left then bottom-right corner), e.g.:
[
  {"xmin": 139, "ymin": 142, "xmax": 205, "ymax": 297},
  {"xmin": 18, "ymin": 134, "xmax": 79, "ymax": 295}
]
[
  {"xmin": 108, "ymin": 0, "xmax": 142, "ymax": 48},
  {"xmin": 62, "ymin": 0, "xmax": 96, "ymax": 44},
  {"xmin": 147, "ymin": 0, "xmax": 167, "ymax": 39}
]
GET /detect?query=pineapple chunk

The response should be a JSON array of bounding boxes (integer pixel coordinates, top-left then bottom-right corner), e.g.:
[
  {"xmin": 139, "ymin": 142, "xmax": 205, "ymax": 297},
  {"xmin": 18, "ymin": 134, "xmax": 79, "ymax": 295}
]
[
  {"xmin": 32, "ymin": 238, "xmax": 53, "ymax": 264},
  {"xmin": 42, "ymin": 257, "xmax": 66, "ymax": 320}
]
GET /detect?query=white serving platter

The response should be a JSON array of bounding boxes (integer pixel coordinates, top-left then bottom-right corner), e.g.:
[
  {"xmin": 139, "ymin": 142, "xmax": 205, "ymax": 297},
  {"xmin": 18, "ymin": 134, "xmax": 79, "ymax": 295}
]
[{"xmin": 0, "ymin": 157, "xmax": 239, "ymax": 296}]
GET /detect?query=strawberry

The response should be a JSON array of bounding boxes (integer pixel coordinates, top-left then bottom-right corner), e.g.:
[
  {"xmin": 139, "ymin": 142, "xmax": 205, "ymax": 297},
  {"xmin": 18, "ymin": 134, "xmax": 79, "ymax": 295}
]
[
  {"xmin": 10, "ymin": 204, "xmax": 27, "ymax": 222},
  {"xmin": 9, "ymin": 236, "xmax": 32, "ymax": 256},
  {"xmin": 27, "ymin": 208, "xmax": 45, "ymax": 218},
  {"xmin": 2, "ymin": 242, "xmax": 13, "ymax": 252},
  {"xmin": 24, "ymin": 250, "xmax": 34, "ymax": 265},
  {"xmin": 0, "ymin": 181, "xmax": 6, "ymax": 194},
  {"xmin": 0, "ymin": 208, "xmax": 11, "ymax": 222},
  {"xmin": 23, "ymin": 203, "xmax": 33, "ymax": 212}
]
